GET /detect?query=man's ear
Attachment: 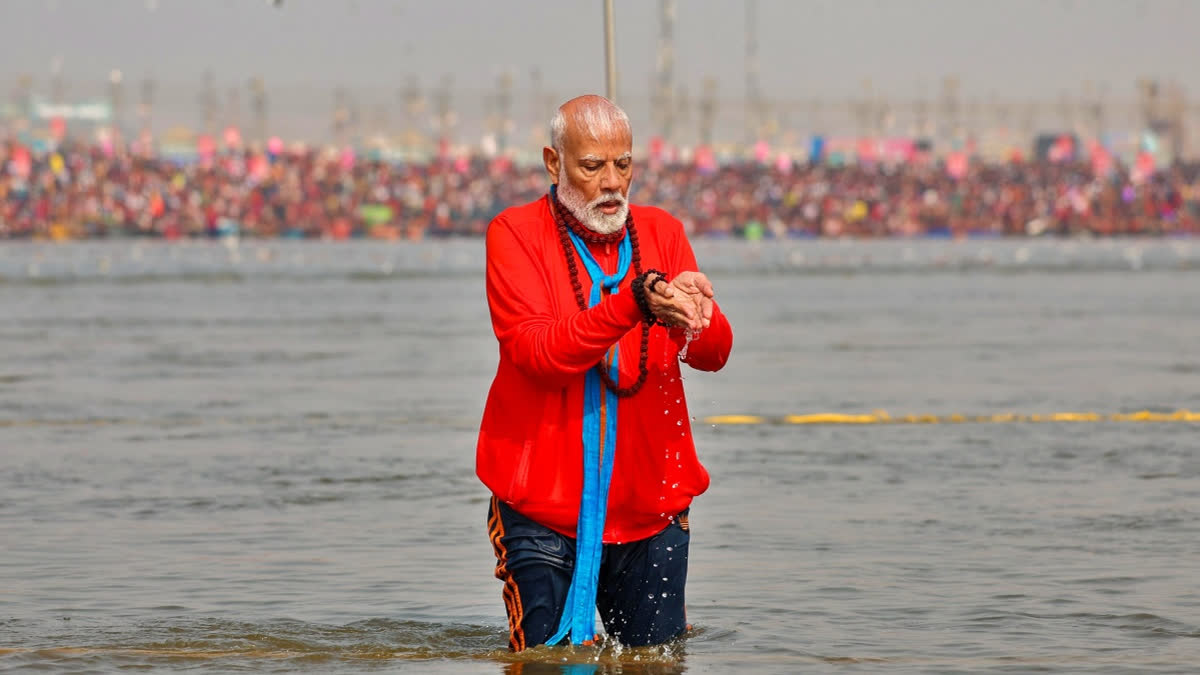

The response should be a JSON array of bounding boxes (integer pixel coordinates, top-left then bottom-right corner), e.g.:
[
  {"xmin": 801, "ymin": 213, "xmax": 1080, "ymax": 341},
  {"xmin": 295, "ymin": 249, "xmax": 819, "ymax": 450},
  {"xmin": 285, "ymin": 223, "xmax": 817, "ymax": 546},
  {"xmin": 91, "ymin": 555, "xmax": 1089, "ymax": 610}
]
[{"xmin": 543, "ymin": 146, "xmax": 560, "ymax": 185}]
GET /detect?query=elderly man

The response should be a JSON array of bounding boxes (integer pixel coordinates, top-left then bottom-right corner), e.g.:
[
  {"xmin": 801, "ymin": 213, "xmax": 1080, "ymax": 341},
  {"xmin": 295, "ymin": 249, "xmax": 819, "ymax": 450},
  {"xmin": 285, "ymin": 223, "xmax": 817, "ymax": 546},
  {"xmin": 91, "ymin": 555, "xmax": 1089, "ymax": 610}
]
[{"xmin": 477, "ymin": 95, "xmax": 733, "ymax": 650}]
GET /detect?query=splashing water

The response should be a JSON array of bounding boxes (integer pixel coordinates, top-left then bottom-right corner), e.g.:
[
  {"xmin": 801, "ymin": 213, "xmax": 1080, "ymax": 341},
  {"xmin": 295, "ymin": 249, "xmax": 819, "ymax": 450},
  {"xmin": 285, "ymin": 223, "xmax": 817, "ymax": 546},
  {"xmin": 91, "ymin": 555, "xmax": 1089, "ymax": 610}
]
[{"xmin": 677, "ymin": 328, "xmax": 700, "ymax": 361}]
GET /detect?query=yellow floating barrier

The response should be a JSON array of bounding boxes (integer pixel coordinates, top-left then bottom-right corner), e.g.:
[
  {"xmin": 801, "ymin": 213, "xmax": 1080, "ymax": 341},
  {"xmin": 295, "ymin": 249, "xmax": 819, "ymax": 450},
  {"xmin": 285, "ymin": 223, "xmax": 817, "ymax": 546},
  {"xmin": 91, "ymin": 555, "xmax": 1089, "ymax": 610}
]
[
  {"xmin": 1109, "ymin": 410, "xmax": 1178, "ymax": 422},
  {"xmin": 703, "ymin": 410, "xmax": 1199, "ymax": 426},
  {"xmin": 1048, "ymin": 412, "xmax": 1103, "ymax": 422},
  {"xmin": 783, "ymin": 413, "xmax": 880, "ymax": 425}
]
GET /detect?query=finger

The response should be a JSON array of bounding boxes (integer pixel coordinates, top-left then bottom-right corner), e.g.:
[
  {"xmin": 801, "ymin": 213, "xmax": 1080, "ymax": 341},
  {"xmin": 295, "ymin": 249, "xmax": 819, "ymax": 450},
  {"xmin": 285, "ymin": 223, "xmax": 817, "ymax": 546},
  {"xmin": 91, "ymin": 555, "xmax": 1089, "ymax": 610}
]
[
  {"xmin": 649, "ymin": 277, "xmax": 675, "ymax": 298},
  {"xmin": 692, "ymin": 273, "xmax": 715, "ymax": 297},
  {"xmin": 671, "ymin": 278, "xmax": 700, "ymax": 294},
  {"xmin": 649, "ymin": 296, "xmax": 693, "ymax": 325},
  {"xmin": 670, "ymin": 297, "xmax": 696, "ymax": 323},
  {"xmin": 678, "ymin": 299, "xmax": 695, "ymax": 321},
  {"xmin": 695, "ymin": 298, "xmax": 711, "ymax": 329},
  {"xmin": 671, "ymin": 298, "xmax": 702, "ymax": 330},
  {"xmin": 675, "ymin": 279, "xmax": 714, "ymax": 299}
]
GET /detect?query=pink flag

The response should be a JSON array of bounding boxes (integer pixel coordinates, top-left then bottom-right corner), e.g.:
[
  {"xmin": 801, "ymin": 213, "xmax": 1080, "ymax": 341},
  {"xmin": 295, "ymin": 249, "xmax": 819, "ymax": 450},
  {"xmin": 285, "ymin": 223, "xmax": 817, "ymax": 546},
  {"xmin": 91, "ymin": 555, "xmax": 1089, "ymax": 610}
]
[
  {"xmin": 694, "ymin": 145, "xmax": 716, "ymax": 172},
  {"xmin": 223, "ymin": 126, "xmax": 242, "ymax": 149},
  {"xmin": 946, "ymin": 152, "xmax": 968, "ymax": 179},
  {"xmin": 1089, "ymin": 142, "xmax": 1113, "ymax": 176},
  {"xmin": 754, "ymin": 140, "xmax": 770, "ymax": 164},
  {"xmin": 856, "ymin": 138, "xmax": 878, "ymax": 163},
  {"xmin": 196, "ymin": 134, "xmax": 216, "ymax": 158}
]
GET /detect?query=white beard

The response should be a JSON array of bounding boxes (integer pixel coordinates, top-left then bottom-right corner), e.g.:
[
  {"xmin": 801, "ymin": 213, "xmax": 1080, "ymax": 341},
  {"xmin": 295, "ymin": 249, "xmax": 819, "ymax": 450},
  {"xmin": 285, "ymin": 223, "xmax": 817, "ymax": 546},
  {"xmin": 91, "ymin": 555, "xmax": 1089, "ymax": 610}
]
[{"xmin": 556, "ymin": 176, "xmax": 629, "ymax": 235}]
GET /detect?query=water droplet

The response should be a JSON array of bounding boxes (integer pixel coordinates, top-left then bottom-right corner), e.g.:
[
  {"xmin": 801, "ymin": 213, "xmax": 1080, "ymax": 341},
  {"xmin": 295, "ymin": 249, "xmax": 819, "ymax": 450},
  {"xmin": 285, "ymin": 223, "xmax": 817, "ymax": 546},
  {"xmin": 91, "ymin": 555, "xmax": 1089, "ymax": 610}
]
[
  {"xmin": 676, "ymin": 420, "xmax": 682, "ymax": 426},
  {"xmin": 648, "ymin": 593, "xmax": 655, "ymax": 599},
  {"xmin": 671, "ymin": 483, "xmax": 679, "ymax": 488},
  {"xmin": 663, "ymin": 409, "xmax": 669, "ymax": 415},
  {"xmin": 661, "ymin": 592, "xmax": 668, "ymax": 598},
  {"xmin": 663, "ymin": 577, "xmax": 669, "ymax": 582},
  {"xmin": 675, "ymin": 399, "xmax": 681, "ymax": 404},
  {"xmin": 666, "ymin": 546, "xmax": 673, "ymax": 552}
]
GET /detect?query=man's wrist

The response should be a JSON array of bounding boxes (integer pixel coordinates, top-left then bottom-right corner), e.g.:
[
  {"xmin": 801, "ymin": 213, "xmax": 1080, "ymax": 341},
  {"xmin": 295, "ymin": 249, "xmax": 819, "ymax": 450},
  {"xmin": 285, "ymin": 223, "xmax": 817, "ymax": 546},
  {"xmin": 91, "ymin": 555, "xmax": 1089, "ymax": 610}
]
[{"xmin": 631, "ymin": 268, "xmax": 667, "ymax": 326}]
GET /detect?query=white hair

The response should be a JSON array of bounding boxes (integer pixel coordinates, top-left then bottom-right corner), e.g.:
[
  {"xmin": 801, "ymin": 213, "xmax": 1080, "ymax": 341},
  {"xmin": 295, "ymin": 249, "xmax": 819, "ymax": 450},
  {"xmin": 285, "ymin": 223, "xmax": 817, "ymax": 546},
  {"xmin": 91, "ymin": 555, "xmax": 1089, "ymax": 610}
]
[{"xmin": 549, "ymin": 97, "xmax": 632, "ymax": 156}]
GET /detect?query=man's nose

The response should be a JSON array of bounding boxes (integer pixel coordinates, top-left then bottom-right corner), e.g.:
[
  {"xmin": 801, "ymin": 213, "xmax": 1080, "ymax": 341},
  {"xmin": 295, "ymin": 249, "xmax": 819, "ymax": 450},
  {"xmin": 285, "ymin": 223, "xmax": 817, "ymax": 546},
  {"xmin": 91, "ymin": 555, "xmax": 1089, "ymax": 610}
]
[{"xmin": 599, "ymin": 163, "xmax": 621, "ymax": 191}]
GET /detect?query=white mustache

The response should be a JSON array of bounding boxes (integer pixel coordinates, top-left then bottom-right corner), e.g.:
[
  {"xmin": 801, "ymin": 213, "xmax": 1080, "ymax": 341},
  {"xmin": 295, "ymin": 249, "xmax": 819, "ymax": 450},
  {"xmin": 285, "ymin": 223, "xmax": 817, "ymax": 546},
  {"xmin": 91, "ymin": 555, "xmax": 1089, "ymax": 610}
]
[{"xmin": 588, "ymin": 192, "xmax": 626, "ymax": 209}]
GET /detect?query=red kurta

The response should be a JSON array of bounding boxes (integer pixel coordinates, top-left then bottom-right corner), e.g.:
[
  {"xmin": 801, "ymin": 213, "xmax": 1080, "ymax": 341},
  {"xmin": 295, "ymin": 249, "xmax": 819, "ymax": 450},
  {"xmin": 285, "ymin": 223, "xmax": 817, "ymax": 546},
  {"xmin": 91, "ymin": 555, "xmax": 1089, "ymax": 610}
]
[{"xmin": 476, "ymin": 195, "xmax": 733, "ymax": 543}]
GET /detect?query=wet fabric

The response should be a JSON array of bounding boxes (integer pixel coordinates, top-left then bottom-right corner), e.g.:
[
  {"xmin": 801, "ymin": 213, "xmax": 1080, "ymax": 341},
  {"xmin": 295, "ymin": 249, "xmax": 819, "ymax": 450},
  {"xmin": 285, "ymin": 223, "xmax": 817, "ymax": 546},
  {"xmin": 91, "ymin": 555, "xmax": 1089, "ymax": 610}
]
[{"xmin": 487, "ymin": 497, "xmax": 690, "ymax": 649}]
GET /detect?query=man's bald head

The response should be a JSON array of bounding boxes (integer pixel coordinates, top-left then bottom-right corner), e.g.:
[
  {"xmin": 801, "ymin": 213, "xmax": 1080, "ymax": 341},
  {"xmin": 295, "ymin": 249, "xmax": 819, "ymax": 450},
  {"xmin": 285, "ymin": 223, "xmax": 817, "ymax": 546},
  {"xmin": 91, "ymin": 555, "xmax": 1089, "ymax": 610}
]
[{"xmin": 549, "ymin": 95, "xmax": 632, "ymax": 156}]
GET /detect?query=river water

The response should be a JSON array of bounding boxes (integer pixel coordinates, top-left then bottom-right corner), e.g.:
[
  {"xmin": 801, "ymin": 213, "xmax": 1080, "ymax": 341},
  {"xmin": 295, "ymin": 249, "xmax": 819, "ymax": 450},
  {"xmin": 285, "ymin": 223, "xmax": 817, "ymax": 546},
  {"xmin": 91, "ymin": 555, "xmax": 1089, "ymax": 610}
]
[{"xmin": 1, "ymin": 239, "xmax": 1198, "ymax": 674}]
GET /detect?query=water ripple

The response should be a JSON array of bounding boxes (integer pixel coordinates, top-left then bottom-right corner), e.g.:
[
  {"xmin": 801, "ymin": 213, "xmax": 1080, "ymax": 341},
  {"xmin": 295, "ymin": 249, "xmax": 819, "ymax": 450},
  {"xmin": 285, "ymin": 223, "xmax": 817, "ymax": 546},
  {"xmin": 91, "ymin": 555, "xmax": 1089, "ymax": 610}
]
[{"xmin": 0, "ymin": 617, "xmax": 700, "ymax": 672}]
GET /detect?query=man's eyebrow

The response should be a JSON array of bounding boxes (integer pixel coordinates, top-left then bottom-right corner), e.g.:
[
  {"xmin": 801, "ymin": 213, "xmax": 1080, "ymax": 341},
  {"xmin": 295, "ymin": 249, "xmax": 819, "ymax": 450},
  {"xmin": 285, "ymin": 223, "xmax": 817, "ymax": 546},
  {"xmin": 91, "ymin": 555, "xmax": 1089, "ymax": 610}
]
[{"xmin": 578, "ymin": 153, "xmax": 632, "ymax": 162}]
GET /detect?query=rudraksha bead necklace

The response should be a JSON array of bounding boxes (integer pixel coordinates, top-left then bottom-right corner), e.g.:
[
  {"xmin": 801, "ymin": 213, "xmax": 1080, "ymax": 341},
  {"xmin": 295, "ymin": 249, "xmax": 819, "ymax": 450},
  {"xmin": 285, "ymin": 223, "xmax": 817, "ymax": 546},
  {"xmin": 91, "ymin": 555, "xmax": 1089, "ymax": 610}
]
[{"xmin": 550, "ymin": 189, "xmax": 650, "ymax": 398}]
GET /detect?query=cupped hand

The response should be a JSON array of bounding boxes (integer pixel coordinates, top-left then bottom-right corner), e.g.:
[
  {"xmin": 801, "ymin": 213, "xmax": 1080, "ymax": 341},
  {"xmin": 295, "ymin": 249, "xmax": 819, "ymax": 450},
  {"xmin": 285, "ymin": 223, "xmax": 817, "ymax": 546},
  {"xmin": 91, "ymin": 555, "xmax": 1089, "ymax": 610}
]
[
  {"xmin": 668, "ymin": 271, "xmax": 714, "ymax": 329},
  {"xmin": 643, "ymin": 271, "xmax": 713, "ymax": 331}
]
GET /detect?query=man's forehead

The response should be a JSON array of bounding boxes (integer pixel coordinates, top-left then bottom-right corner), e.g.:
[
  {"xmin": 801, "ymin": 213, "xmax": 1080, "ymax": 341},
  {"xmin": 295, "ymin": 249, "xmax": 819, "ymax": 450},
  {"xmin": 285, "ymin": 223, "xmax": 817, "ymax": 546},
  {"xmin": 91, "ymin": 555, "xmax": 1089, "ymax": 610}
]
[{"xmin": 565, "ymin": 131, "xmax": 632, "ymax": 158}]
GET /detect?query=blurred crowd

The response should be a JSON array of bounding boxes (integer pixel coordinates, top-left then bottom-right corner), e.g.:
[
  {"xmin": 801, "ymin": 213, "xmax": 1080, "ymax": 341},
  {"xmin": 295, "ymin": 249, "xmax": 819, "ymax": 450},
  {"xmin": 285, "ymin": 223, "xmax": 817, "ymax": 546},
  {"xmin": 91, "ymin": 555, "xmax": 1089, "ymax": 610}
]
[{"xmin": 2, "ymin": 140, "xmax": 1199, "ymax": 240}]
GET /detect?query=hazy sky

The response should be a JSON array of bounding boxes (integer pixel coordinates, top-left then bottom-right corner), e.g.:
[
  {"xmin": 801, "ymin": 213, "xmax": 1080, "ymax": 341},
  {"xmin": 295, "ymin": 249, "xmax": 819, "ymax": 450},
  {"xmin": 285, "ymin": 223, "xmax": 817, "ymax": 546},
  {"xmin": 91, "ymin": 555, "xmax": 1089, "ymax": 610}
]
[
  {"xmin": 3, "ymin": 0, "xmax": 1196, "ymax": 141},
  {"xmin": 4, "ymin": 0, "xmax": 1196, "ymax": 97}
]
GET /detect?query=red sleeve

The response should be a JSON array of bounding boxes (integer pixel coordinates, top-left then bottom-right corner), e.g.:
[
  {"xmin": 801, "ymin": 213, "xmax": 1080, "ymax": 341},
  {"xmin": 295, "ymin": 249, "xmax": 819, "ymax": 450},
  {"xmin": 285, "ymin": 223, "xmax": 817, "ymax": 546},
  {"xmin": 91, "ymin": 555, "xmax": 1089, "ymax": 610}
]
[
  {"xmin": 486, "ymin": 212, "xmax": 643, "ymax": 387},
  {"xmin": 664, "ymin": 218, "xmax": 733, "ymax": 372}
]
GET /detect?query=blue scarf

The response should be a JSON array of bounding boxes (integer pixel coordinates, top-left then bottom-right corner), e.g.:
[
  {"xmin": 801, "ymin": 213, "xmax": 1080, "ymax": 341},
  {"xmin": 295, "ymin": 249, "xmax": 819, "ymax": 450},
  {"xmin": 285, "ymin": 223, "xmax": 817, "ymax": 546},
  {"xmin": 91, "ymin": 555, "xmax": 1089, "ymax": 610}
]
[{"xmin": 547, "ymin": 203, "xmax": 632, "ymax": 646}]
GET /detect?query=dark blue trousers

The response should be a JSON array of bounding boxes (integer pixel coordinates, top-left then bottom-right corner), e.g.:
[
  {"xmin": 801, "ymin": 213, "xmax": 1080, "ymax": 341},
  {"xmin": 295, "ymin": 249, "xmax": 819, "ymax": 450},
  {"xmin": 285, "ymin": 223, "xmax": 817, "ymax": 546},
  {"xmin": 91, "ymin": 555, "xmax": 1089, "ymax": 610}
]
[{"xmin": 487, "ymin": 496, "xmax": 691, "ymax": 650}]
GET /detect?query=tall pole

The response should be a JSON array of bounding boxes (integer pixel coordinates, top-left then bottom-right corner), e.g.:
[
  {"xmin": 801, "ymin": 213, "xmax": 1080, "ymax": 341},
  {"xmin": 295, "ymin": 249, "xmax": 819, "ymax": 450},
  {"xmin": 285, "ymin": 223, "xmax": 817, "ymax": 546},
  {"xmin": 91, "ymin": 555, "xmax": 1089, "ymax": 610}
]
[
  {"xmin": 201, "ymin": 70, "xmax": 217, "ymax": 137},
  {"xmin": 745, "ymin": 0, "xmax": 759, "ymax": 143},
  {"xmin": 248, "ymin": 76, "xmax": 267, "ymax": 143},
  {"xmin": 139, "ymin": 77, "xmax": 155, "ymax": 139},
  {"xmin": 699, "ymin": 77, "xmax": 717, "ymax": 146},
  {"xmin": 108, "ymin": 69, "xmax": 124, "ymax": 137},
  {"xmin": 603, "ymin": 0, "xmax": 618, "ymax": 102},
  {"xmin": 655, "ymin": 0, "xmax": 676, "ymax": 143}
]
